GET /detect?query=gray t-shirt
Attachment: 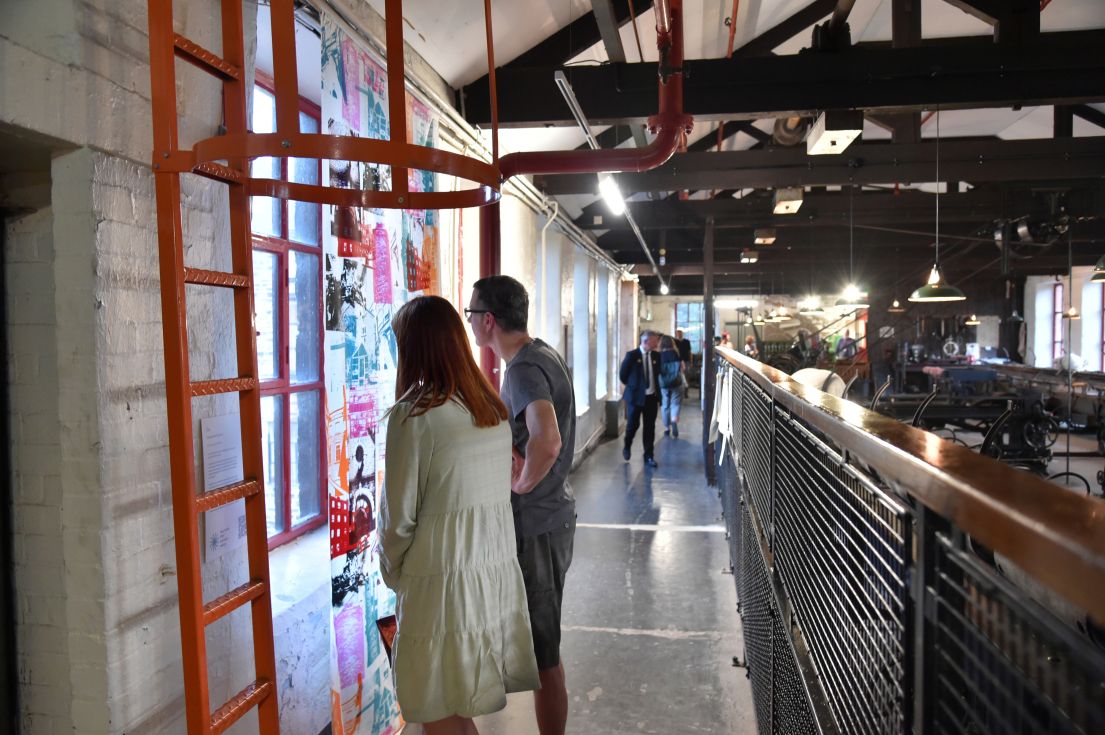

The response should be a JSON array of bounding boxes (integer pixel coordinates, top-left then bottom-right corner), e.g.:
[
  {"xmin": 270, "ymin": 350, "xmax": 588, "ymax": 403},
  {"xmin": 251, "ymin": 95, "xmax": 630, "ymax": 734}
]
[{"xmin": 501, "ymin": 338, "xmax": 576, "ymax": 537}]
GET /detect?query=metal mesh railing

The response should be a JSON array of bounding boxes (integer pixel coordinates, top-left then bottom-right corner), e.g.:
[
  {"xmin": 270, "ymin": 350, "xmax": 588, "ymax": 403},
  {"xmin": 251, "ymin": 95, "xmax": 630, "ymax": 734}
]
[
  {"xmin": 773, "ymin": 407, "xmax": 911, "ymax": 735},
  {"xmin": 741, "ymin": 379, "xmax": 773, "ymax": 526},
  {"xmin": 715, "ymin": 349, "xmax": 1105, "ymax": 735},
  {"xmin": 930, "ymin": 534, "xmax": 1105, "ymax": 735}
]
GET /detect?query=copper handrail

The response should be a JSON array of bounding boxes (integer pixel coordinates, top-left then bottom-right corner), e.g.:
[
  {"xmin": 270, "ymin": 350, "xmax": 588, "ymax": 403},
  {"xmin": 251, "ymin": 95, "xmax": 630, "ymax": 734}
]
[{"xmin": 717, "ymin": 346, "xmax": 1105, "ymax": 624}]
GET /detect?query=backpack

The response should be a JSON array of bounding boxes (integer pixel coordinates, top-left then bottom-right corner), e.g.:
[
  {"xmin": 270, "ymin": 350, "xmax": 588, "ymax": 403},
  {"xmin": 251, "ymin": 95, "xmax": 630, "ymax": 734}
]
[{"xmin": 659, "ymin": 358, "xmax": 682, "ymax": 389}]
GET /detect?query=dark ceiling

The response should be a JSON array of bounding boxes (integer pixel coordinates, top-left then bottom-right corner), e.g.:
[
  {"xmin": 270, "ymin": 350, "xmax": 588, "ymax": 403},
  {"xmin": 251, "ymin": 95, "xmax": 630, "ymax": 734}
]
[{"xmin": 458, "ymin": 0, "xmax": 1105, "ymax": 296}]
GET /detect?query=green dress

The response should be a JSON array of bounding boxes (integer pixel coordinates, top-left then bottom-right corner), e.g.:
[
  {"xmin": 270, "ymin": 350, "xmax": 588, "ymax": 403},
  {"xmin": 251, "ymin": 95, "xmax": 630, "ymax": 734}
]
[{"xmin": 380, "ymin": 400, "xmax": 541, "ymax": 723}]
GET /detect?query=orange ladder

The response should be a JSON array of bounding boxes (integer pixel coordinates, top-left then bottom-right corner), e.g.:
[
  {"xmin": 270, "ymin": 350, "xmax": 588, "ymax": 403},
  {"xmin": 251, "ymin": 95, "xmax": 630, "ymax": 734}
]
[{"xmin": 147, "ymin": 0, "xmax": 280, "ymax": 732}]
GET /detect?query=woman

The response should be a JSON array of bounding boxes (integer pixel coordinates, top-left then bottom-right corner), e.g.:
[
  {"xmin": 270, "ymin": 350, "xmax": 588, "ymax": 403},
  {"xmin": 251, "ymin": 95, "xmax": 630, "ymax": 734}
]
[
  {"xmin": 658, "ymin": 335, "xmax": 684, "ymax": 438},
  {"xmin": 379, "ymin": 296, "xmax": 540, "ymax": 734}
]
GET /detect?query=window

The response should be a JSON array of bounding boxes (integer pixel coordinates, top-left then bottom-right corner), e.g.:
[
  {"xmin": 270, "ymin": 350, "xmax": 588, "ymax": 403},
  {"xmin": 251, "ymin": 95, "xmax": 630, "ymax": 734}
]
[
  {"xmin": 252, "ymin": 78, "xmax": 326, "ymax": 548},
  {"xmin": 1053, "ymin": 283, "xmax": 1065, "ymax": 363},
  {"xmin": 572, "ymin": 254, "xmax": 591, "ymax": 414},
  {"xmin": 595, "ymin": 273, "xmax": 608, "ymax": 399},
  {"xmin": 675, "ymin": 302, "xmax": 705, "ymax": 354}
]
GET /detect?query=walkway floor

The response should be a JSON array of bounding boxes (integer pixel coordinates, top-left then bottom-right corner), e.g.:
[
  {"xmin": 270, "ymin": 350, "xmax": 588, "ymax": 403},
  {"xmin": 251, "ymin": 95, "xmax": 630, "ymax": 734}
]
[{"xmin": 475, "ymin": 397, "xmax": 756, "ymax": 735}]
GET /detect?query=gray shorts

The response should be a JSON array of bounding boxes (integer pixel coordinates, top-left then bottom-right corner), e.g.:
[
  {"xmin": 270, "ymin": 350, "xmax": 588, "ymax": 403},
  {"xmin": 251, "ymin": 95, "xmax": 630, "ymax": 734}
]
[{"xmin": 517, "ymin": 517, "xmax": 576, "ymax": 670}]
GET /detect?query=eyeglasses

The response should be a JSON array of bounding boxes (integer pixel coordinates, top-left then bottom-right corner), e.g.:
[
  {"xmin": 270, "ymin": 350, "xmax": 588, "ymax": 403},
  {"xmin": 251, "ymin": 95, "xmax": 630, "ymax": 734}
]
[{"xmin": 463, "ymin": 308, "xmax": 494, "ymax": 319}]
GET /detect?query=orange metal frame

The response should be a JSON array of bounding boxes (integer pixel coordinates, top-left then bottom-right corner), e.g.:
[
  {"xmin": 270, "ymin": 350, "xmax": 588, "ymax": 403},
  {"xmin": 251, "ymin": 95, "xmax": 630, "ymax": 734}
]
[{"xmin": 146, "ymin": 0, "xmax": 690, "ymax": 731}]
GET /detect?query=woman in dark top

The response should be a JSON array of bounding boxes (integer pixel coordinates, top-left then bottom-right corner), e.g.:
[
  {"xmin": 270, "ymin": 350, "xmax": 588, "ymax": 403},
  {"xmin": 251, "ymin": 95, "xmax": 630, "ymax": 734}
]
[{"xmin": 658, "ymin": 335, "xmax": 685, "ymax": 438}]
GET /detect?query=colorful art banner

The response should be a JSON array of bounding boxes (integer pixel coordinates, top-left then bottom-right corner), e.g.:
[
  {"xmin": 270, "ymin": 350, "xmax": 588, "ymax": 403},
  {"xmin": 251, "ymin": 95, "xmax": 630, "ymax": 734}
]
[{"xmin": 320, "ymin": 13, "xmax": 440, "ymax": 735}]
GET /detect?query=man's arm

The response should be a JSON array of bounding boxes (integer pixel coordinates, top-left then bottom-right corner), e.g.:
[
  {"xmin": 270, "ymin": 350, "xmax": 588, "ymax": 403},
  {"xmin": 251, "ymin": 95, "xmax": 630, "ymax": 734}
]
[
  {"xmin": 619, "ymin": 351, "xmax": 633, "ymax": 384},
  {"xmin": 511, "ymin": 399, "xmax": 562, "ymax": 495}
]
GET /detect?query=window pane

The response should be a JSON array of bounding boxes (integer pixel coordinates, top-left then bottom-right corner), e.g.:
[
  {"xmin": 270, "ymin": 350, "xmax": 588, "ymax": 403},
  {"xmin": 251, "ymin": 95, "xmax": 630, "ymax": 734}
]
[
  {"xmin": 288, "ymin": 113, "xmax": 320, "ymax": 244},
  {"xmin": 289, "ymin": 251, "xmax": 320, "ymax": 383},
  {"xmin": 290, "ymin": 390, "xmax": 322, "ymax": 526},
  {"xmin": 251, "ymin": 86, "xmax": 282, "ymax": 236},
  {"xmin": 261, "ymin": 394, "xmax": 285, "ymax": 536},
  {"xmin": 253, "ymin": 250, "xmax": 280, "ymax": 381}
]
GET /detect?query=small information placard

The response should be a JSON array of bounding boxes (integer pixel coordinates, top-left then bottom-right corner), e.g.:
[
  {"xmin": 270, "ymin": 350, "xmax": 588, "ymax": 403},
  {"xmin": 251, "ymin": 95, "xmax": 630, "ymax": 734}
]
[{"xmin": 201, "ymin": 414, "xmax": 247, "ymax": 559}]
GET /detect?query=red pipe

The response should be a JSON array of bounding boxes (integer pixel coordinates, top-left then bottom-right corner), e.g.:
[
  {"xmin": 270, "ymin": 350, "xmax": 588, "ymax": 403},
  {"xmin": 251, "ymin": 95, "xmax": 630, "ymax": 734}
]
[
  {"xmin": 477, "ymin": 0, "xmax": 691, "ymax": 379},
  {"xmin": 498, "ymin": 0, "xmax": 692, "ymax": 181}
]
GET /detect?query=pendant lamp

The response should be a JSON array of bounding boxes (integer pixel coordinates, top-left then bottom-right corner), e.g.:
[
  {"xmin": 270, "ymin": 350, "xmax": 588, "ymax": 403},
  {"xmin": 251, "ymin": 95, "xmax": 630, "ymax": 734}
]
[
  {"xmin": 964, "ymin": 314, "xmax": 980, "ymax": 326},
  {"xmin": 888, "ymin": 298, "xmax": 906, "ymax": 314},
  {"xmin": 910, "ymin": 110, "xmax": 966, "ymax": 303},
  {"xmin": 1092, "ymin": 254, "xmax": 1105, "ymax": 283},
  {"xmin": 835, "ymin": 184, "xmax": 870, "ymax": 309},
  {"xmin": 888, "ymin": 248, "xmax": 907, "ymax": 312}
]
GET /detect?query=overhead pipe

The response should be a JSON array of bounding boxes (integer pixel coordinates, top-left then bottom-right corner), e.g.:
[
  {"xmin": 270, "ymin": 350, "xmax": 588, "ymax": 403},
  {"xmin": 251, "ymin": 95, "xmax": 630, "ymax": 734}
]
[
  {"xmin": 497, "ymin": 0, "xmax": 692, "ymax": 181},
  {"xmin": 479, "ymin": 0, "xmax": 691, "ymax": 379}
]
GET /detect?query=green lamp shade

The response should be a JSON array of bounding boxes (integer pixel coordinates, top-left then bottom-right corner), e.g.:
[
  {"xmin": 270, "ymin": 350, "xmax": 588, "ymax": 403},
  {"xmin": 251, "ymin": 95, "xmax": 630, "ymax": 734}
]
[
  {"xmin": 909, "ymin": 264, "xmax": 966, "ymax": 302},
  {"xmin": 1095, "ymin": 253, "xmax": 1105, "ymax": 273},
  {"xmin": 908, "ymin": 283, "xmax": 967, "ymax": 302},
  {"xmin": 1093, "ymin": 269, "xmax": 1105, "ymax": 283},
  {"xmin": 834, "ymin": 297, "xmax": 870, "ymax": 309}
]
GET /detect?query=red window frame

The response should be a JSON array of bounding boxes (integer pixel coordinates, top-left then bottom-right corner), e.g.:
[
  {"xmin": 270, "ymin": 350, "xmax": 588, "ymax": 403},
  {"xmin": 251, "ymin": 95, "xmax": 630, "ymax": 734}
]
[
  {"xmin": 252, "ymin": 73, "xmax": 326, "ymax": 549},
  {"xmin": 1053, "ymin": 283, "xmax": 1065, "ymax": 363}
]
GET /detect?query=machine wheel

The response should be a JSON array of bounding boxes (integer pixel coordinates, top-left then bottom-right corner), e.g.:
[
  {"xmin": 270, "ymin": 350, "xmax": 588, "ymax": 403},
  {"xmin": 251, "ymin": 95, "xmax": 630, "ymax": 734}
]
[
  {"xmin": 1023, "ymin": 417, "xmax": 1059, "ymax": 450},
  {"xmin": 767, "ymin": 353, "xmax": 800, "ymax": 375},
  {"xmin": 1048, "ymin": 471, "xmax": 1091, "ymax": 495}
]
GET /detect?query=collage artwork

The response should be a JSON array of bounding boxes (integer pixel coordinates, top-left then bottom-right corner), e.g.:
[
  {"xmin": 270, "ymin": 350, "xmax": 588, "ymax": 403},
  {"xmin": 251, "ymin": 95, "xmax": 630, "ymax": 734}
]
[{"xmin": 321, "ymin": 14, "xmax": 440, "ymax": 735}]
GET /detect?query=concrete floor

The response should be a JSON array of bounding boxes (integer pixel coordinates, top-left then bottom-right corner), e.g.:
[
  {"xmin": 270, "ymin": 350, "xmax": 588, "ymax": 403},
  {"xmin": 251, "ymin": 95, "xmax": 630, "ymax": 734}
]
[{"xmin": 473, "ymin": 397, "xmax": 757, "ymax": 735}]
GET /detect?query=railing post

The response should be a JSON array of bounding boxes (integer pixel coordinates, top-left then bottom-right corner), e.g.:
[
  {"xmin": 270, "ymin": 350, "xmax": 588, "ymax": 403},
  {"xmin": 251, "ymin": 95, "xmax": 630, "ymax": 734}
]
[
  {"xmin": 911, "ymin": 503, "xmax": 939, "ymax": 735},
  {"xmin": 702, "ymin": 217, "xmax": 716, "ymax": 485}
]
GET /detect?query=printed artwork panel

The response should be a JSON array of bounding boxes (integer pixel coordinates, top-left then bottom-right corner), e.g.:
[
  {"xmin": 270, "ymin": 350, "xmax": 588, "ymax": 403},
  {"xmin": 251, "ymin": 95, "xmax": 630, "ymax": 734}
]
[{"xmin": 321, "ymin": 12, "xmax": 441, "ymax": 735}]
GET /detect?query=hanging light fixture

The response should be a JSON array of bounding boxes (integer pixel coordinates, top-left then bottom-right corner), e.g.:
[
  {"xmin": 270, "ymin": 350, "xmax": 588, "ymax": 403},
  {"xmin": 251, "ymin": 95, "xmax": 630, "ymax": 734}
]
[
  {"xmin": 910, "ymin": 110, "xmax": 966, "ymax": 303},
  {"xmin": 1064, "ymin": 221, "xmax": 1079, "ymax": 319},
  {"xmin": 965, "ymin": 314, "xmax": 980, "ymax": 326},
  {"xmin": 835, "ymin": 184, "xmax": 870, "ymax": 309},
  {"xmin": 1092, "ymin": 254, "xmax": 1105, "ymax": 283},
  {"xmin": 888, "ymin": 247, "xmax": 907, "ymax": 312}
]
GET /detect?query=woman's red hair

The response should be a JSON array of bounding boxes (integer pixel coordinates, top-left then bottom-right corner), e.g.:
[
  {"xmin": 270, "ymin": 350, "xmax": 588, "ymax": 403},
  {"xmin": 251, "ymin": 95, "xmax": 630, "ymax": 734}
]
[{"xmin": 391, "ymin": 295, "xmax": 508, "ymax": 428}]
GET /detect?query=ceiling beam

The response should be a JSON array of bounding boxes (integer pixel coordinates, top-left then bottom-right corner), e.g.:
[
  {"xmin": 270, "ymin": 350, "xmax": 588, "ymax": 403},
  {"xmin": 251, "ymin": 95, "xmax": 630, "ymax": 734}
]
[
  {"xmin": 576, "ymin": 186, "xmax": 1105, "ymax": 231},
  {"xmin": 459, "ymin": 0, "xmax": 653, "ymax": 110},
  {"xmin": 537, "ymin": 137, "xmax": 1105, "ymax": 195},
  {"xmin": 460, "ymin": 30, "xmax": 1105, "ymax": 127},
  {"xmin": 1073, "ymin": 104, "xmax": 1105, "ymax": 131},
  {"xmin": 734, "ymin": 0, "xmax": 836, "ymax": 57},
  {"xmin": 941, "ymin": 0, "xmax": 1040, "ymax": 44}
]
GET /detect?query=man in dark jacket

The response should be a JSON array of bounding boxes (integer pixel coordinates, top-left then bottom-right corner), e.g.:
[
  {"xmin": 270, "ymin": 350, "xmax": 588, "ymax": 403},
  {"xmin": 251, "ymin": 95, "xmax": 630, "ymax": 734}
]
[{"xmin": 620, "ymin": 330, "xmax": 661, "ymax": 467}]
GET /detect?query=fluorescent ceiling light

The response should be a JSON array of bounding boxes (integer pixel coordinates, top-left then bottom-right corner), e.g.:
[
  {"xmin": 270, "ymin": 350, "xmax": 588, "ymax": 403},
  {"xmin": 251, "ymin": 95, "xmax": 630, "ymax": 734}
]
[
  {"xmin": 754, "ymin": 228, "xmax": 776, "ymax": 245},
  {"xmin": 598, "ymin": 175, "xmax": 625, "ymax": 216},
  {"xmin": 740, "ymin": 249, "xmax": 759, "ymax": 264},
  {"xmin": 773, "ymin": 187, "xmax": 803, "ymax": 214},
  {"xmin": 806, "ymin": 109, "xmax": 864, "ymax": 155}
]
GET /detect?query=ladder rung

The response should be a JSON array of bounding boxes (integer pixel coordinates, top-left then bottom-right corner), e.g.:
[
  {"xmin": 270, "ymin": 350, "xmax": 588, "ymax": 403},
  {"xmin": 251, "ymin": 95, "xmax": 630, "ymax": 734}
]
[
  {"xmin": 173, "ymin": 33, "xmax": 241, "ymax": 81},
  {"xmin": 191, "ymin": 377, "xmax": 257, "ymax": 397},
  {"xmin": 193, "ymin": 161, "xmax": 244, "ymax": 185},
  {"xmin": 196, "ymin": 479, "xmax": 261, "ymax": 513},
  {"xmin": 184, "ymin": 267, "xmax": 251, "ymax": 290},
  {"xmin": 204, "ymin": 580, "xmax": 267, "ymax": 625},
  {"xmin": 210, "ymin": 678, "xmax": 273, "ymax": 735}
]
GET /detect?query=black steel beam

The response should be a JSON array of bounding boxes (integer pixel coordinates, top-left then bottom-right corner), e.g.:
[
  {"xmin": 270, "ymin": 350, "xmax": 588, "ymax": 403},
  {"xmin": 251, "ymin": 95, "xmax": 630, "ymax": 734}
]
[
  {"xmin": 734, "ymin": 0, "xmax": 836, "ymax": 57},
  {"xmin": 1073, "ymin": 104, "xmax": 1105, "ymax": 131},
  {"xmin": 538, "ymin": 137, "xmax": 1105, "ymax": 195},
  {"xmin": 460, "ymin": 31, "xmax": 1105, "ymax": 127},
  {"xmin": 941, "ymin": 0, "xmax": 1039, "ymax": 45},
  {"xmin": 580, "ymin": 186, "xmax": 1105, "ymax": 231}
]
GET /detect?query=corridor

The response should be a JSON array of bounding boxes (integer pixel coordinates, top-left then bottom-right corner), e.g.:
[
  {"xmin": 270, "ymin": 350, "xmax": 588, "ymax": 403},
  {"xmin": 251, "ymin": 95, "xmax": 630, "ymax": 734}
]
[{"xmin": 476, "ymin": 398, "xmax": 756, "ymax": 735}]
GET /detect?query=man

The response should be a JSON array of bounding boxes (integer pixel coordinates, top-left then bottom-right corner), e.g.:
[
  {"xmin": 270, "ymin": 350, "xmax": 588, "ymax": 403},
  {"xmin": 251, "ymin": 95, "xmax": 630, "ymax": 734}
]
[
  {"xmin": 836, "ymin": 329, "xmax": 857, "ymax": 360},
  {"xmin": 468, "ymin": 275, "xmax": 576, "ymax": 735},
  {"xmin": 619, "ymin": 330, "xmax": 661, "ymax": 468}
]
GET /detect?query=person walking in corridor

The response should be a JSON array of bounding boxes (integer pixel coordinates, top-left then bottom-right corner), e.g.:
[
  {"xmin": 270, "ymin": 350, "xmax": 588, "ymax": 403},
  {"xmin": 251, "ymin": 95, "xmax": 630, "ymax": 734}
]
[
  {"xmin": 659, "ymin": 335, "xmax": 684, "ymax": 438},
  {"xmin": 468, "ymin": 275, "xmax": 577, "ymax": 735},
  {"xmin": 620, "ymin": 330, "xmax": 661, "ymax": 467},
  {"xmin": 379, "ymin": 296, "xmax": 540, "ymax": 735}
]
